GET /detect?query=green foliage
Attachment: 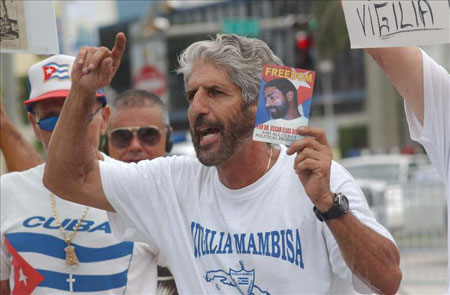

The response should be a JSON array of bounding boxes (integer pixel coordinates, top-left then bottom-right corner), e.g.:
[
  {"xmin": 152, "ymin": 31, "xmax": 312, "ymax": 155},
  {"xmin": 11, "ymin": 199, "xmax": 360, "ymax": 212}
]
[
  {"xmin": 339, "ymin": 125, "xmax": 367, "ymax": 158},
  {"xmin": 311, "ymin": 1, "xmax": 350, "ymax": 59},
  {"xmin": 18, "ymin": 75, "xmax": 31, "ymax": 125}
]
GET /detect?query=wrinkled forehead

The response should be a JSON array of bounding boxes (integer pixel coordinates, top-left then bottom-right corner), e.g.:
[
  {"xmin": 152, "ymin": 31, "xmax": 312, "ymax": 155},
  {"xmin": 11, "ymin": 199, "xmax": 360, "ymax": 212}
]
[
  {"xmin": 187, "ymin": 61, "xmax": 233, "ymax": 89},
  {"xmin": 110, "ymin": 104, "xmax": 164, "ymax": 128}
]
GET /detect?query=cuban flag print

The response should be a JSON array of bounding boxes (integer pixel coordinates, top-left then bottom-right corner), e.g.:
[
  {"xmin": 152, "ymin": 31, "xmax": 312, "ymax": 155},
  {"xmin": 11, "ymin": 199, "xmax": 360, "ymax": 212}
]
[
  {"xmin": 4, "ymin": 233, "xmax": 134, "ymax": 294},
  {"xmin": 4, "ymin": 237, "xmax": 44, "ymax": 295},
  {"xmin": 42, "ymin": 62, "xmax": 70, "ymax": 81}
]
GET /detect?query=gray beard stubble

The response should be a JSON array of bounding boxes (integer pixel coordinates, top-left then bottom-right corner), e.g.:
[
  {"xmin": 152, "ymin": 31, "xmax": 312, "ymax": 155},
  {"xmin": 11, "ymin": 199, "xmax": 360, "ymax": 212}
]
[{"xmin": 191, "ymin": 105, "xmax": 255, "ymax": 166}]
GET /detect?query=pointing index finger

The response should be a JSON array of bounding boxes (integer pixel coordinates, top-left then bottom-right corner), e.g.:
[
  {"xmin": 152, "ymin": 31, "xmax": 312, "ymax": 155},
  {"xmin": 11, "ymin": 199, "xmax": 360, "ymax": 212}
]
[{"xmin": 111, "ymin": 32, "xmax": 126, "ymax": 67}]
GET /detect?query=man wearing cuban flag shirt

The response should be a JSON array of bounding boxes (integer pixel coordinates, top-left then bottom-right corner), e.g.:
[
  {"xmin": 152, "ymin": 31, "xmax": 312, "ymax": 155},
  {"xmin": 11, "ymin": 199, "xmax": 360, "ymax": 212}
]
[{"xmin": 0, "ymin": 54, "xmax": 157, "ymax": 294}]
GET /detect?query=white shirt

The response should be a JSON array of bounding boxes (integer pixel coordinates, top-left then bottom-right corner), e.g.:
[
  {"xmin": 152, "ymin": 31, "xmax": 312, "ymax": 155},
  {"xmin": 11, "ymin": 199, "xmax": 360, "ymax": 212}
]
[
  {"xmin": 404, "ymin": 49, "xmax": 450, "ymax": 289},
  {"xmin": 100, "ymin": 145, "xmax": 395, "ymax": 294},
  {"xmin": 265, "ymin": 116, "xmax": 309, "ymax": 130},
  {"xmin": 1, "ymin": 155, "xmax": 157, "ymax": 294}
]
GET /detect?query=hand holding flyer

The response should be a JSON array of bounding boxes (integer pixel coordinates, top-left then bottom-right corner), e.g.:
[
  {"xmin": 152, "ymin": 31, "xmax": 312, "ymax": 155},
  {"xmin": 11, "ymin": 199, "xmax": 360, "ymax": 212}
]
[{"xmin": 253, "ymin": 64, "xmax": 316, "ymax": 146}]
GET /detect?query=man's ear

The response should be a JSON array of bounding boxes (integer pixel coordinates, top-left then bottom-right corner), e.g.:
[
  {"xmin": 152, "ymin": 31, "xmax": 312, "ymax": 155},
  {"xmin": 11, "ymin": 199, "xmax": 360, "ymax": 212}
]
[
  {"xmin": 28, "ymin": 113, "xmax": 42, "ymax": 142},
  {"xmin": 286, "ymin": 91, "xmax": 294, "ymax": 102},
  {"xmin": 100, "ymin": 106, "xmax": 111, "ymax": 135}
]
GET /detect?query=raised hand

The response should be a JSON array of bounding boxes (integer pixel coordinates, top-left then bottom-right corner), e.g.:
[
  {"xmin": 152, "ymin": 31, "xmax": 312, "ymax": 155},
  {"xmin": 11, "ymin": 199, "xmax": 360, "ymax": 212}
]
[
  {"xmin": 287, "ymin": 126, "xmax": 334, "ymax": 212},
  {"xmin": 71, "ymin": 32, "xmax": 126, "ymax": 94}
]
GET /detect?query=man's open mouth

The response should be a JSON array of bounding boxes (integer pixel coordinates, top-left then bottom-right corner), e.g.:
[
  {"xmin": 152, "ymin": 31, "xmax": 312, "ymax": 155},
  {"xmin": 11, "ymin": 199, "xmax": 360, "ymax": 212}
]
[{"xmin": 197, "ymin": 127, "xmax": 221, "ymax": 147}]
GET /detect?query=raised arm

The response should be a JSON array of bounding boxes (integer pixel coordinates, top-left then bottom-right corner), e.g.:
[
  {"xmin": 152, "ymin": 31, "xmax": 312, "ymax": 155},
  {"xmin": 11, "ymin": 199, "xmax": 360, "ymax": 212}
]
[
  {"xmin": 0, "ymin": 99, "xmax": 43, "ymax": 172},
  {"xmin": 43, "ymin": 33, "xmax": 126, "ymax": 211},
  {"xmin": 365, "ymin": 47, "xmax": 424, "ymax": 125}
]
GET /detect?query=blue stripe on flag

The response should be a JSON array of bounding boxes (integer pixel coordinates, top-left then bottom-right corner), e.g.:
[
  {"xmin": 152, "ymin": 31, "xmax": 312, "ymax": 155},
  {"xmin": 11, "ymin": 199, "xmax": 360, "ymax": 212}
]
[
  {"xmin": 37, "ymin": 268, "xmax": 128, "ymax": 291},
  {"xmin": 48, "ymin": 75, "xmax": 70, "ymax": 80},
  {"xmin": 5, "ymin": 232, "xmax": 133, "ymax": 262},
  {"xmin": 44, "ymin": 62, "xmax": 69, "ymax": 68}
]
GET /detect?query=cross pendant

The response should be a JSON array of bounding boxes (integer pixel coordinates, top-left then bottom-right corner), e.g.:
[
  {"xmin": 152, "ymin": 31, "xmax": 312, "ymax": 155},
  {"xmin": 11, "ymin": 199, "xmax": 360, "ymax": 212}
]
[{"xmin": 66, "ymin": 272, "xmax": 76, "ymax": 294}]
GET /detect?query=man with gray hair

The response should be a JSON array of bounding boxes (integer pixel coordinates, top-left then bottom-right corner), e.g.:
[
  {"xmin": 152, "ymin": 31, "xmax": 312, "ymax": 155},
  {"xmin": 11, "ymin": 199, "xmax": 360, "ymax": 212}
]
[
  {"xmin": 106, "ymin": 89, "xmax": 176, "ymax": 294},
  {"xmin": 1, "ymin": 86, "xmax": 176, "ymax": 293},
  {"xmin": 107, "ymin": 89, "xmax": 173, "ymax": 162},
  {"xmin": 44, "ymin": 33, "xmax": 401, "ymax": 294}
]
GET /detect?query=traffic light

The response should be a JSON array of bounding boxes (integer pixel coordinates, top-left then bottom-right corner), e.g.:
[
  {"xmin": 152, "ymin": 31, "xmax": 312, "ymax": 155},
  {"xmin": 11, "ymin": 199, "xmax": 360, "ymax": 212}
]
[
  {"xmin": 294, "ymin": 30, "xmax": 314, "ymax": 70},
  {"xmin": 296, "ymin": 31, "xmax": 313, "ymax": 51},
  {"xmin": 293, "ymin": 16, "xmax": 315, "ymax": 70}
]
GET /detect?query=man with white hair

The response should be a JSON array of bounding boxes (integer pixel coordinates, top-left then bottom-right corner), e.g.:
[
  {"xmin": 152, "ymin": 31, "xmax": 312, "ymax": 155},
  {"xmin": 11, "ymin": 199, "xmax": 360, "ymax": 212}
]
[{"xmin": 44, "ymin": 33, "xmax": 401, "ymax": 294}]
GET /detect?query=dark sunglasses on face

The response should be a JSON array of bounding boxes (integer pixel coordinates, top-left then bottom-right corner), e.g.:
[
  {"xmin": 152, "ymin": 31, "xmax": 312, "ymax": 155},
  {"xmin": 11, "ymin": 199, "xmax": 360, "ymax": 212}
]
[
  {"xmin": 35, "ymin": 105, "xmax": 103, "ymax": 132},
  {"xmin": 108, "ymin": 126, "xmax": 162, "ymax": 149}
]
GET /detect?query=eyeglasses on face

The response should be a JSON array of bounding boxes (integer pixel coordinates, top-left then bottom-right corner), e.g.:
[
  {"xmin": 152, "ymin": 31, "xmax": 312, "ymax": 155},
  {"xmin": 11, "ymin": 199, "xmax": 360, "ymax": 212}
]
[
  {"xmin": 35, "ymin": 105, "xmax": 103, "ymax": 132},
  {"xmin": 108, "ymin": 126, "xmax": 162, "ymax": 149}
]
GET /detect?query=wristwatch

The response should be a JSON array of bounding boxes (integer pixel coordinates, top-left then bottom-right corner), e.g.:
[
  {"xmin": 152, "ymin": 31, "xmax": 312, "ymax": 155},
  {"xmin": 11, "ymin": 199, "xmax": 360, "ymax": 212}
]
[{"xmin": 313, "ymin": 193, "xmax": 349, "ymax": 222}]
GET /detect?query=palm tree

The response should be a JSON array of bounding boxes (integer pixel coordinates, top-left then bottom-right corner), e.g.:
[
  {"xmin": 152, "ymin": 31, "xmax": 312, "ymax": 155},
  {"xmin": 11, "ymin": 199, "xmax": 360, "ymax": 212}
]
[{"xmin": 311, "ymin": 1, "xmax": 349, "ymax": 60}]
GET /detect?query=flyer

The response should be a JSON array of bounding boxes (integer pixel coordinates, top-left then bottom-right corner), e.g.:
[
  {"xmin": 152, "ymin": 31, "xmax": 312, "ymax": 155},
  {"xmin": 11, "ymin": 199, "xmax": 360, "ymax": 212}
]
[
  {"xmin": 1, "ymin": 1, "xmax": 59, "ymax": 54},
  {"xmin": 253, "ymin": 64, "xmax": 315, "ymax": 146},
  {"xmin": 0, "ymin": 0, "xmax": 28, "ymax": 51}
]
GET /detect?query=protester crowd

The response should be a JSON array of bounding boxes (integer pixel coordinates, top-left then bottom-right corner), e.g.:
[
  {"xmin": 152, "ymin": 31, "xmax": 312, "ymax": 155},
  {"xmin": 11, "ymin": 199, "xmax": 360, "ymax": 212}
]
[{"xmin": 1, "ymin": 8, "xmax": 449, "ymax": 295}]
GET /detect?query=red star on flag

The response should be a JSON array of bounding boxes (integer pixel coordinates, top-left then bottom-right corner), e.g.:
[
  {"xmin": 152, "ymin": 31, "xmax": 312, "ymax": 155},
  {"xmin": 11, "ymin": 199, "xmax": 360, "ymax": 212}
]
[
  {"xmin": 43, "ymin": 66, "xmax": 57, "ymax": 81},
  {"xmin": 4, "ymin": 237, "xmax": 44, "ymax": 295}
]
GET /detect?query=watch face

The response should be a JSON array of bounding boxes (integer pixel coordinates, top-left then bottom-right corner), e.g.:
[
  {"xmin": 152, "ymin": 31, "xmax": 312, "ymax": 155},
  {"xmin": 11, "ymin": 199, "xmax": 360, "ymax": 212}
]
[
  {"xmin": 337, "ymin": 194, "xmax": 349, "ymax": 212},
  {"xmin": 314, "ymin": 194, "xmax": 349, "ymax": 222}
]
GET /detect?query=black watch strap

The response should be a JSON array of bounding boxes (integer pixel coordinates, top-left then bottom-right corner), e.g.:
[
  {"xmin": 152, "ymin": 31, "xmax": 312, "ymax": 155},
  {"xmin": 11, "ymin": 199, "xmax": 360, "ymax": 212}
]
[{"xmin": 313, "ymin": 193, "xmax": 349, "ymax": 222}]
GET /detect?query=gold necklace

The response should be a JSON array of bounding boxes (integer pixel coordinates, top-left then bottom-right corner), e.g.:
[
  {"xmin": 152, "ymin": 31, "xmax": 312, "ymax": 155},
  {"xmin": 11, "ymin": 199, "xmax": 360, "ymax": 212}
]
[
  {"xmin": 50, "ymin": 193, "xmax": 90, "ymax": 268},
  {"xmin": 265, "ymin": 144, "xmax": 273, "ymax": 174}
]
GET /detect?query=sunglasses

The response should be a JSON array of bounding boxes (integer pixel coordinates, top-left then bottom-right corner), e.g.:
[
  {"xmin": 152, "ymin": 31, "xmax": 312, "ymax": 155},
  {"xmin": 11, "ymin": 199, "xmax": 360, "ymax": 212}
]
[
  {"xmin": 35, "ymin": 105, "xmax": 103, "ymax": 132},
  {"xmin": 108, "ymin": 126, "xmax": 162, "ymax": 149}
]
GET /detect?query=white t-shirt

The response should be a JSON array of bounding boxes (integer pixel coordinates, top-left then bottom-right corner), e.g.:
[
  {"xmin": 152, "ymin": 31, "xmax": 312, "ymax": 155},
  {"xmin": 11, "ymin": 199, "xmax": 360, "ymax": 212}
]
[
  {"xmin": 265, "ymin": 116, "xmax": 309, "ymax": 130},
  {"xmin": 404, "ymin": 49, "xmax": 450, "ymax": 289},
  {"xmin": 101, "ymin": 145, "xmax": 395, "ymax": 294},
  {"xmin": 0, "ymin": 156, "xmax": 157, "ymax": 294}
]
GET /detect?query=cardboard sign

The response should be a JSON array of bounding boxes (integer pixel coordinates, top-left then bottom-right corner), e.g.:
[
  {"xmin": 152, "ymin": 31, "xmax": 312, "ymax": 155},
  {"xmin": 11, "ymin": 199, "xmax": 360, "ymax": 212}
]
[
  {"xmin": 342, "ymin": 0, "xmax": 450, "ymax": 48},
  {"xmin": 1, "ymin": 1, "xmax": 59, "ymax": 54}
]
